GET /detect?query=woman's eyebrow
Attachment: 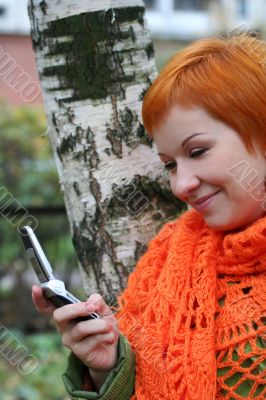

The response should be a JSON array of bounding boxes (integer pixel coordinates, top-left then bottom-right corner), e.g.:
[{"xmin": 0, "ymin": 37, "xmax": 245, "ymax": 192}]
[
  {"xmin": 181, "ymin": 132, "xmax": 208, "ymax": 147},
  {"xmin": 158, "ymin": 132, "xmax": 208, "ymax": 156}
]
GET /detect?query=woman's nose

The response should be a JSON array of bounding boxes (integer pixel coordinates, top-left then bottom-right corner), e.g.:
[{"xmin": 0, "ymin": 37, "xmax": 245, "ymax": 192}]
[{"xmin": 170, "ymin": 168, "xmax": 200, "ymax": 201}]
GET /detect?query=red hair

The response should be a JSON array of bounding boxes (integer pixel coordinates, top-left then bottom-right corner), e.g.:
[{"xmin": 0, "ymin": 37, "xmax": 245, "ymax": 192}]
[{"xmin": 142, "ymin": 33, "xmax": 266, "ymax": 154}]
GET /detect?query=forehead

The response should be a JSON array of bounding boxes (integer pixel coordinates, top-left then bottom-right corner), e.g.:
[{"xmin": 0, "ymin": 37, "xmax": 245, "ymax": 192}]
[
  {"xmin": 154, "ymin": 105, "xmax": 218, "ymax": 132},
  {"xmin": 153, "ymin": 105, "xmax": 222, "ymax": 144}
]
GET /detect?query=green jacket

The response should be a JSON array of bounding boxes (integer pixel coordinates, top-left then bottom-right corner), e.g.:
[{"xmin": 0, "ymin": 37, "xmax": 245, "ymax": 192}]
[{"xmin": 63, "ymin": 334, "xmax": 135, "ymax": 400}]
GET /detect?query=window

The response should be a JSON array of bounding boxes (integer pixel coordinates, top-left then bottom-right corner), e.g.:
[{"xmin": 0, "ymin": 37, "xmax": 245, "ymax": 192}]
[
  {"xmin": 0, "ymin": 6, "xmax": 6, "ymax": 17},
  {"xmin": 143, "ymin": 0, "xmax": 157, "ymax": 10},
  {"xmin": 238, "ymin": 0, "xmax": 248, "ymax": 18},
  {"xmin": 174, "ymin": 0, "xmax": 209, "ymax": 11}
]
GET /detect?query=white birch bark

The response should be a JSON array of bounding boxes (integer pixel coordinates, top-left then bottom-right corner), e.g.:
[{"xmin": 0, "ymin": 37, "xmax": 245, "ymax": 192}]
[{"xmin": 28, "ymin": 0, "xmax": 185, "ymax": 303}]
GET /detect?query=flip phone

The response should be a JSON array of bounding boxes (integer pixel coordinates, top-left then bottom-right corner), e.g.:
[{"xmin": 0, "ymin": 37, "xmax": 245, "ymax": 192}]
[{"xmin": 19, "ymin": 226, "xmax": 100, "ymax": 321}]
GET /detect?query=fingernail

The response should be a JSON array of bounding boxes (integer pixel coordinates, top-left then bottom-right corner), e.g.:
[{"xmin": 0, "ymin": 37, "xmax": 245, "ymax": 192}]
[
  {"xmin": 86, "ymin": 303, "xmax": 94, "ymax": 312},
  {"xmin": 109, "ymin": 331, "xmax": 114, "ymax": 340}
]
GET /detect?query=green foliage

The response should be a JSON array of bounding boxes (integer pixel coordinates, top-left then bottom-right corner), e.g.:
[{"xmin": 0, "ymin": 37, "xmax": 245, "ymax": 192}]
[
  {"xmin": 0, "ymin": 332, "xmax": 70, "ymax": 400},
  {"xmin": 0, "ymin": 101, "xmax": 62, "ymax": 205}
]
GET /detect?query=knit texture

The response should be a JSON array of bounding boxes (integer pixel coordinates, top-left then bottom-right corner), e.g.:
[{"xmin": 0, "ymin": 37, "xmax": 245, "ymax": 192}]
[{"xmin": 116, "ymin": 209, "xmax": 266, "ymax": 400}]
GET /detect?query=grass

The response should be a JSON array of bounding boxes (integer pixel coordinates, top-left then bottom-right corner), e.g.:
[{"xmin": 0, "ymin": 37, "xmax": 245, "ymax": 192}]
[{"xmin": 0, "ymin": 331, "xmax": 71, "ymax": 400}]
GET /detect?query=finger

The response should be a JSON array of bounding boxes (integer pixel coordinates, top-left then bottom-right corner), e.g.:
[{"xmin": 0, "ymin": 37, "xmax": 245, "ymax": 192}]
[
  {"xmin": 53, "ymin": 301, "xmax": 95, "ymax": 326},
  {"xmin": 64, "ymin": 318, "xmax": 113, "ymax": 344},
  {"xmin": 71, "ymin": 331, "xmax": 117, "ymax": 357},
  {"xmin": 32, "ymin": 285, "xmax": 55, "ymax": 315},
  {"xmin": 86, "ymin": 294, "xmax": 119, "ymax": 336},
  {"xmin": 86, "ymin": 294, "xmax": 113, "ymax": 317}
]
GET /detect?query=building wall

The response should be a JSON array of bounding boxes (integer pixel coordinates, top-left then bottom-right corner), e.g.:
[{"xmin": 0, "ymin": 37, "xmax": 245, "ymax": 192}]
[
  {"xmin": 144, "ymin": 0, "xmax": 266, "ymax": 39},
  {"xmin": 0, "ymin": 35, "xmax": 43, "ymax": 106}
]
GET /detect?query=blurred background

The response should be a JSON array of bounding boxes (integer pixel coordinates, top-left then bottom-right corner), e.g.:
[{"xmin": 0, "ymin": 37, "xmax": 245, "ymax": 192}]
[{"xmin": 0, "ymin": 0, "xmax": 265, "ymax": 398}]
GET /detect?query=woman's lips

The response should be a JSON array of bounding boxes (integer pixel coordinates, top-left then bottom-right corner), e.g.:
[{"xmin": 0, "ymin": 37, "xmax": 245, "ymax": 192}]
[{"xmin": 190, "ymin": 191, "xmax": 221, "ymax": 211}]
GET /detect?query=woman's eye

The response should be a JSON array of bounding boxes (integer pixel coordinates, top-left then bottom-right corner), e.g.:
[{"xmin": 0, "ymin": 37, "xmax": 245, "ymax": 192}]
[
  {"xmin": 164, "ymin": 161, "xmax": 176, "ymax": 171},
  {"xmin": 190, "ymin": 148, "xmax": 207, "ymax": 158}
]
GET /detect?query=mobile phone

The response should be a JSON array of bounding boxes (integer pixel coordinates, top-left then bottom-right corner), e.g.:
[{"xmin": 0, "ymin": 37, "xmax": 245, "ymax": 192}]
[{"xmin": 19, "ymin": 225, "xmax": 100, "ymax": 321}]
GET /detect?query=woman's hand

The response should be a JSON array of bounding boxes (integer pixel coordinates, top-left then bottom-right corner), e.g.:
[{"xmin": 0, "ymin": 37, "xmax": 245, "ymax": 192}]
[{"xmin": 32, "ymin": 285, "xmax": 119, "ymax": 372}]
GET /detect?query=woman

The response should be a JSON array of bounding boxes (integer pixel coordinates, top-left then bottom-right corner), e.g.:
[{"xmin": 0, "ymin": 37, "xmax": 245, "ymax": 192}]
[{"xmin": 32, "ymin": 32, "xmax": 266, "ymax": 399}]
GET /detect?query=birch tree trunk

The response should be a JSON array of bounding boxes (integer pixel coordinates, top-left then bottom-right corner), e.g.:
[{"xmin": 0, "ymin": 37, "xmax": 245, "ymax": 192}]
[{"xmin": 28, "ymin": 0, "xmax": 185, "ymax": 304}]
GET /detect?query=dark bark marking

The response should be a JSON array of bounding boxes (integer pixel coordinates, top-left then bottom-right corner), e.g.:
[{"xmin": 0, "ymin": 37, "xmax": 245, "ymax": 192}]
[
  {"xmin": 134, "ymin": 241, "xmax": 147, "ymax": 263},
  {"xmin": 52, "ymin": 112, "xmax": 57, "ymax": 127},
  {"xmin": 138, "ymin": 73, "xmax": 154, "ymax": 101},
  {"xmin": 136, "ymin": 123, "xmax": 153, "ymax": 147},
  {"xmin": 39, "ymin": 1, "xmax": 47, "ymax": 15},
  {"xmin": 90, "ymin": 172, "xmax": 102, "ymax": 203},
  {"xmin": 73, "ymin": 182, "xmax": 81, "ymax": 196},
  {"xmin": 28, "ymin": 0, "xmax": 42, "ymax": 52},
  {"xmin": 38, "ymin": 7, "xmax": 146, "ymax": 102},
  {"xmin": 56, "ymin": 126, "xmax": 99, "ymax": 167},
  {"xmin": 51, "ymin": 112, "xmax": 60, "ymax": 134},
  {"xmin": 57, "ymin": 134, "xmax": 77, "ymax": 161},
  {"xmin": 145, "ymin": 42, "xmax": 155, "ymax": 59},
  {"xmin": 104, "ymin": 148, "xmax": 112, "ymax": 156}
]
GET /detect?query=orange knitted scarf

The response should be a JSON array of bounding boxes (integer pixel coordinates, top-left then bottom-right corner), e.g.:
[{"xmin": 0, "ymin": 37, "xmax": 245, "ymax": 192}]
[{"xmin": 117, "ymin": 209, "xmax": 266, "ymax": 400}]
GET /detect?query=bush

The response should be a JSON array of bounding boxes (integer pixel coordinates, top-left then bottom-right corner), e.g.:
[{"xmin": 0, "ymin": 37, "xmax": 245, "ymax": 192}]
[{"xmin": 0, "ymin": 332, "xmax": 70, "ymax": 400}]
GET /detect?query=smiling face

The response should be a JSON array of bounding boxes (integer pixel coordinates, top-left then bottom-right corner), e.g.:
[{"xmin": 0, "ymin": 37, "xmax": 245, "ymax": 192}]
[{"xmin": 153, "ymin": 104, "xmax": 266, "ymax": 231}]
